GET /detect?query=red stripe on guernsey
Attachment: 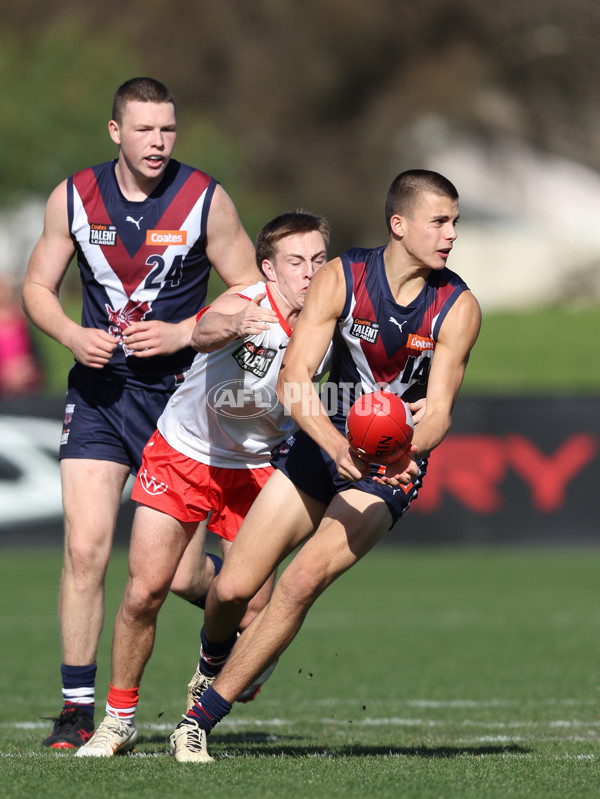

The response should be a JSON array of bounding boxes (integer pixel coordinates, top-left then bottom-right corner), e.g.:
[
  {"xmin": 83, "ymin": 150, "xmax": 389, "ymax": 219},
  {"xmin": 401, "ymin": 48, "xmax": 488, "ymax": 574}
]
[
  {"xmin": 348, "ymin": 263, "xmax": 406, "ymax": 386},
  {"xmin": 73, "ymin": 168, "xmax": 211, "ymax": 296},
  {"xmin": 349, "ymin": 263, "xmax": 458, "ymax": 387}
]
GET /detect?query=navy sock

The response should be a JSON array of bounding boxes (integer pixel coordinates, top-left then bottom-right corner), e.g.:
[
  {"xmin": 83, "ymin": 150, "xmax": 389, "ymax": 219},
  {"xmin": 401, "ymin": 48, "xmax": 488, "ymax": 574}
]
[
  {"xmin": 188, "ymin": 686, "xmax": 232, "ymax": 732},
  {"xmin": 60, "ymin": 663, "xmax": 97, "ymax": 719},
  {"xmin": 188, "ymin": 553, "xmax": 223, "ymax": 610},
  {"xmin": 199, "ymin": 626, "xmax": 238, "ymax": 676}
]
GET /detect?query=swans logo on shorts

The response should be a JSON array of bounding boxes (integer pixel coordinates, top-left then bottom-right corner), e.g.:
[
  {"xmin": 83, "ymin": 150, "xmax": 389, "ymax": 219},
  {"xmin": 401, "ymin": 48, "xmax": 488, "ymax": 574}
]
[
  {"xmin": 138, "ymin": 468, "xmax": 168, "ymax": 495},
  {"xmin": 276, "ymin": 434, "xmax": 295, "ymax": 456}
]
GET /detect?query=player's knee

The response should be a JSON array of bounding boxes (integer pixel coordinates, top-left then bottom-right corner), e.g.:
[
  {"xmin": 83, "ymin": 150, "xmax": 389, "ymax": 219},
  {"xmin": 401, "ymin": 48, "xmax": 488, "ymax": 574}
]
[
  {"xmin": 122, "ymin": 577, "xmax": 169, "ymax": 622},
  {"xmin": 214, "ymin": 573, "xmax": 253, "ymax": 608},
  {"xmin": 64, "ymin": 530, "xmax": 111, "ymax": 582},
  {"xmin": 278, "ymin": 566, "xmax": 324, "ymax": 612},
  {"xmin": 169, "ymin": 572, "xmax": 193, "ymax": 598},
  {"xmin": 170, "ymin": 552, "xmax": 218, "ymax": 600}
]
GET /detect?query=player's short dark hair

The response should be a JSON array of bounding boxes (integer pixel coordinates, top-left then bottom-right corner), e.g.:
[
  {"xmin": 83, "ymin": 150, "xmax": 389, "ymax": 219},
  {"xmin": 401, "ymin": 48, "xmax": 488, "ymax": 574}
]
[
  {"xmin": 112, "ymin": 78, "xmax": 176, "ymax": 124},
  {"xmin": 384, "ymin": 170, "xmax": 459, "ymax": 232},
  {"xmin": 255, "ymin": 210, "xmax": 330, "ymax": 276}
]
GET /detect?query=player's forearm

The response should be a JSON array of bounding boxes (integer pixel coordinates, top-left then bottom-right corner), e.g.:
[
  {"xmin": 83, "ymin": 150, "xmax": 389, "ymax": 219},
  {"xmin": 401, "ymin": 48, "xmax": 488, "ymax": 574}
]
[
  {"xmin": 411, "ymin": 407, "xmax": 452, "ymax": 460},
  {"xmin": 191, "ymin": 311, "xmax": 239, "ymax": 352},
  {"xmin": 21, "ymin": 281, "xmax": 80, "ymax": 351}
]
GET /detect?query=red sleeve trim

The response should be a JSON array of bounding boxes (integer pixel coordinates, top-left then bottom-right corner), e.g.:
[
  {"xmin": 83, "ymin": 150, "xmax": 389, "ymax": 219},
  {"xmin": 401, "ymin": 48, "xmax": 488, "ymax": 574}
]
[{"xmin": 195, "ymin": 305, "xmax": 211, "ymax": 323}]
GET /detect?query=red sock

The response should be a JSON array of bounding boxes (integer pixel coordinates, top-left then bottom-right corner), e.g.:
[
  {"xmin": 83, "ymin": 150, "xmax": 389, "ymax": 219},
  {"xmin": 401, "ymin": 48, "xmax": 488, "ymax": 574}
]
[{"xmin": 106, "ymin": 683, "xmax": 139, "ymax": 724}]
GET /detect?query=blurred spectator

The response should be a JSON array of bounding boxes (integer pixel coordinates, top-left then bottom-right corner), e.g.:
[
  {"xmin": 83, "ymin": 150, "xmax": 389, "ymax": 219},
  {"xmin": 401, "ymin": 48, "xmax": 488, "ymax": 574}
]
[{"xmin": 0, "ymin": 273, "xmax": 42, "ymax": 395}]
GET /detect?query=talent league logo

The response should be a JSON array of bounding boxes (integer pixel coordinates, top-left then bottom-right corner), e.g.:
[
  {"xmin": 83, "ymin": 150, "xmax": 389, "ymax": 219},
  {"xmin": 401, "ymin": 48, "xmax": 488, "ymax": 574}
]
[
  {"xmin": 350, "ymin": 317, "xmax": 379, "ymax": 344},
  {"xmin": 207, "ymin": 379, "xmax": 279, "ymax": 419},
  {"xmin": 89, "ymin": 223, "xmax": 117, "ymax": 246}
]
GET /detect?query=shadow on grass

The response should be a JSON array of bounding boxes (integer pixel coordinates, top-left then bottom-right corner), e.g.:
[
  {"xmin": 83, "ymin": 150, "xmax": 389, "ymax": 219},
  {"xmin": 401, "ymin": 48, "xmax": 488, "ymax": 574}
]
[{"xmin": 137, "ymin": 731, "xmax": 530, "ymax": 759}]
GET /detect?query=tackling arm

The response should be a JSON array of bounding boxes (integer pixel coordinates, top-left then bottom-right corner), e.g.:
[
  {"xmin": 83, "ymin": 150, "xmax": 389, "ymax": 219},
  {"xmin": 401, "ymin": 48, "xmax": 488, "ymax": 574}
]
[{"xmin": 191, "ymin": 291, "xmax": 278, "ymax": 352}]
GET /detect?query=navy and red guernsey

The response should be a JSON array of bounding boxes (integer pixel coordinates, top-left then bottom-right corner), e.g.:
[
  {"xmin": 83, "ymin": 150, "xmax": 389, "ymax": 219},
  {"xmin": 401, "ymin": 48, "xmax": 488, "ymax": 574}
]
[
  {"xmin": 328, "ymin": 246, "xmax": 469, "ymax": 424},
  {"xmin": 67, "ymin": 159, "xmax": 217, "ymax": 389}
]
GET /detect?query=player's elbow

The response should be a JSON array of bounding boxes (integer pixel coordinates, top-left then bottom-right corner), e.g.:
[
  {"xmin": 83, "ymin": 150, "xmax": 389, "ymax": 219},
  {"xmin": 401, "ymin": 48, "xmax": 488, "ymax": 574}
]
[{"xmin": 20, "ymin": 279, "xmax": 42, "ymax": 322}]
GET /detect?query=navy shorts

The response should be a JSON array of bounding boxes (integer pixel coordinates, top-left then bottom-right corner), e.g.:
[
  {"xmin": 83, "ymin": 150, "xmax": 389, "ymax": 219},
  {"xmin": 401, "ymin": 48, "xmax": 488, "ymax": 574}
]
[
  {"xmin": 271, "ymin": 429, "xmax": 428, "ymax": 528},
  {"xmin": 59, "ymin": 366, "xmax": 180, "ymax": 475}
]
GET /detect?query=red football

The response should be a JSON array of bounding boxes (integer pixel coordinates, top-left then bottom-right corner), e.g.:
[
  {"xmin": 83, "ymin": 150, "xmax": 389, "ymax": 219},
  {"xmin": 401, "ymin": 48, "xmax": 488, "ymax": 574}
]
[{"xmin": 345, "ymin": 390, "xmax": 414, "ymax": 464}]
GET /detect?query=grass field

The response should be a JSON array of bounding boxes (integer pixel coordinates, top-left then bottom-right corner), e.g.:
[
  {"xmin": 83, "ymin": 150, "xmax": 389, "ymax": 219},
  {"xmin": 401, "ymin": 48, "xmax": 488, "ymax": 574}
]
[{"xmin": 1, "ymin": 546, "xmax": 599, "ymax": 798}]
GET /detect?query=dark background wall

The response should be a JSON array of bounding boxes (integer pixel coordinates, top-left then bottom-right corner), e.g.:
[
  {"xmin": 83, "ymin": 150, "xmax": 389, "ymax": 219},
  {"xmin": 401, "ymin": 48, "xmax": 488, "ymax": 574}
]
[
  {"xmin": 1, "ymin": 396, "xmax": 597, "ymax": 548},
  {"xmin": 392, "ymin": 396, "xmax": 599, "ymax": 546}
]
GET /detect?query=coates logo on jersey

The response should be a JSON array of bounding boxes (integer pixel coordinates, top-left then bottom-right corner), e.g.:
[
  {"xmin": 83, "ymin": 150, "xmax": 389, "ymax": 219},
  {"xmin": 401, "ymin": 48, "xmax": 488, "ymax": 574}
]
[
  {"xmin": 89, "ymin": 223, "xmax": 117, "ymax": 246},
  {"xmin": 106, "ymin": 299, "xmax": 151, "ymax": 355},
  {"xmin": 350, "ymin": 318, "xmax": 379, "ymax": 344},
  {"xmin": 207, "ymin": 378, "xmax": 279, "ymax": 419},
  {"xmin": 146, "ymin": 229, "xmax": 188, "ymax": 246},
  {"xmin": 138, "ymin": 468, "xmax": 168, "ymax": 496},
  {"xmin": 407, "ymin": 334, "xmax": 435, "ymax": 353}
]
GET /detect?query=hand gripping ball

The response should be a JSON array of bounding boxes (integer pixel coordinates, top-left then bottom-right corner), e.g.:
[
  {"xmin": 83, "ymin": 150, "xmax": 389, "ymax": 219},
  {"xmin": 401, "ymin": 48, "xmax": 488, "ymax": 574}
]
[{"xmin": 345, "ymin": 390, "xmax": 414, "ymax": 464}]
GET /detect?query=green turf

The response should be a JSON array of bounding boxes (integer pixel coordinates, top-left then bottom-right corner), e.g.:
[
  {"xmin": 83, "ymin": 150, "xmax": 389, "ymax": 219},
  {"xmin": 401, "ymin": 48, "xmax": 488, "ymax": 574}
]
[
  {"xmin": 1, "ymin": 547, "xmax": 600, "ymax": 798},
  {"xmin": 461, "ymin": 306, "xmax": 600, "ymax": 395}
]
